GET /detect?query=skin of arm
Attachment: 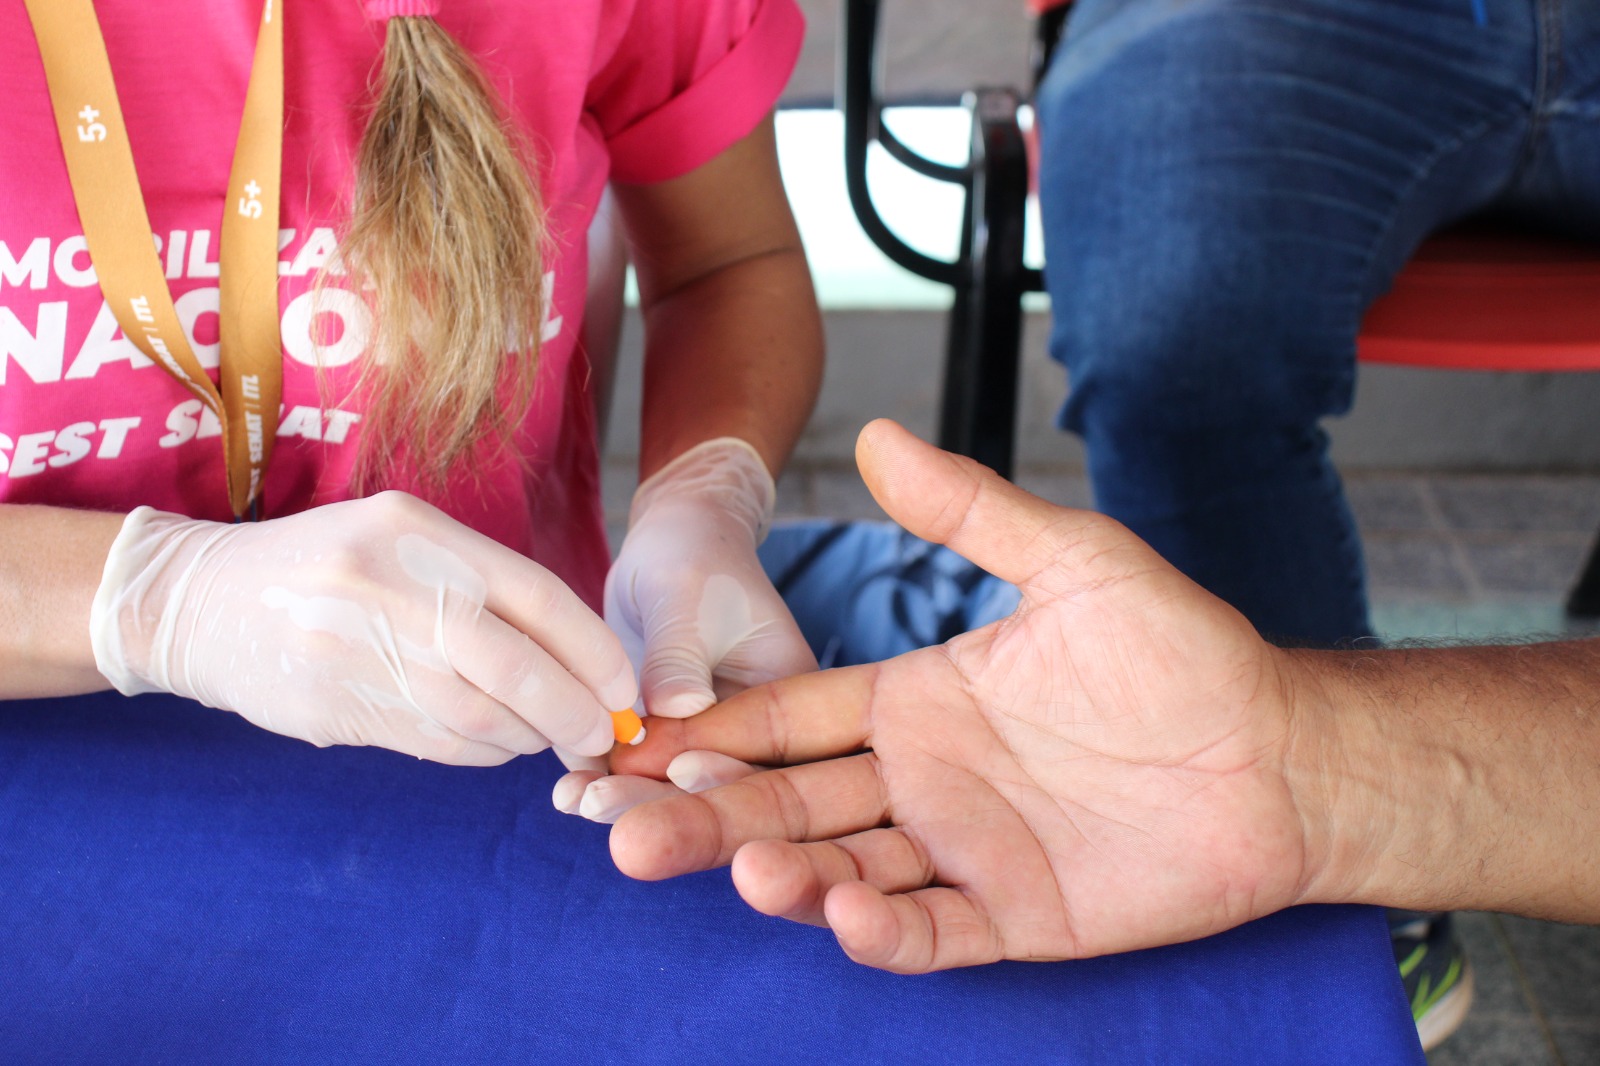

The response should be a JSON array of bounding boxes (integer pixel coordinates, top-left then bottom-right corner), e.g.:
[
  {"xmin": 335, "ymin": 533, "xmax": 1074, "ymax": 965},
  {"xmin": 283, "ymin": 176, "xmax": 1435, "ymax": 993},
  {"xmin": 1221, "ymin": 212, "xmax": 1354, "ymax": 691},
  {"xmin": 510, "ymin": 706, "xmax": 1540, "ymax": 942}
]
[
  {"xmin": 1296, "ymin": 637, "xmax": 1600, "ymax": 923},
  {"xmin": 0, "ymin": 504, "xmax": 125, "ymax": 698},
  {"xmin": 614, "ymin": 113, "xmax": 823, "ymax": 481},
  {"xmin": 606, "ymin": 419, "xmax": 1600, "ymax": 973}
]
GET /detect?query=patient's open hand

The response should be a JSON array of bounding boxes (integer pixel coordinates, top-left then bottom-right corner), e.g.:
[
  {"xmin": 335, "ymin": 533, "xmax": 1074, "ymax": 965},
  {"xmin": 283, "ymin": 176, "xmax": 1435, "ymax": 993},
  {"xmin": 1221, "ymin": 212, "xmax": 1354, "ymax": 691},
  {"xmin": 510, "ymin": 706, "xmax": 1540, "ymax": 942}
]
[{"xmin": 609, "ymin": 420, "xmax": 1322, "ymax": 973}]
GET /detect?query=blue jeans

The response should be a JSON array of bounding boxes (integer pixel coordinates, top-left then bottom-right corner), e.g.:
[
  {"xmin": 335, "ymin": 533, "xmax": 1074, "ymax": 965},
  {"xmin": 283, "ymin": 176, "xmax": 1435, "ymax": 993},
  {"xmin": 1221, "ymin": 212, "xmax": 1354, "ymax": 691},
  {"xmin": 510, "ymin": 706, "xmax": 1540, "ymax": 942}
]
[
  {"xmin": 1036, "ymin": 0, "xmax": 1600, "ymax": 645},
  {"xmin": 761, "ymin": 520, "xmax": 1020, "ymax": 667}
]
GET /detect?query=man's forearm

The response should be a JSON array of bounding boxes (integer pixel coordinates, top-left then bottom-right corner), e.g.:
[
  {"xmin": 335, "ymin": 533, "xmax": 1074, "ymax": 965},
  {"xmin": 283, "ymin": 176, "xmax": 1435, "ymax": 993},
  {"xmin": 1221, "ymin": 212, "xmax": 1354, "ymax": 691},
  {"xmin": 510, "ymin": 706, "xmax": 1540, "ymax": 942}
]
[{"xmin": 1290, "ymin": 640, "xmax": 1600, "ymax": 920}]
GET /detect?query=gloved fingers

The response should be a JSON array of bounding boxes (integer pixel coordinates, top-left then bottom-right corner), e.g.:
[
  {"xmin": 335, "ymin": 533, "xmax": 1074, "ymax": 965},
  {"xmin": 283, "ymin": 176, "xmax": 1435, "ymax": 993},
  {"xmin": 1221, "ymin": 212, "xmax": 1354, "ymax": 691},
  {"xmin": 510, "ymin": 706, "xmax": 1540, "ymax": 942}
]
[
  {"xmin": 552, "ymin": 769, "xmax": 605, "ymax": 815},
  {"xmin": 707, "ymin": 616, "xmax": 819, "ymax": 692},
  {"xmin": 443, "ymin": 596, "xmax": 618, "ymax": 758},
  {"xmin": 646, "ymin": 626, "xmax": 816, "ymax": 716},
  {"xmin": 725, "ymin": 573, "xmax": 818, "ymax": 676},
  {"xmin": 639, "ymin": 573, "xmax": 819, "ymax": 717},
  {"xmin": 666, "ymin": 749, "xmax": 758, "ymax": 793},
  {"xmin": 628, "ymin": 569, "xmax": 751, "ymax": 718},
  {"xmin": 639, "ymin": 635, "xmax": 718, "ymax": 720},
  {"xmin": 452, "ymin": 535, "xmax": 638, "ymax": 714},
  {"xmin": 576, "ymin": 774, "xmax": 683, "ymax": 824},
  {"xmin": 310, "ymin": 697, "xmax": 523, "ymax": 767},
  {"xmin": 400, "ymin": 664, "xmax": 555, "ymax": 756},
  {"xmin": 405, "ymin": 733, "xmax": 524, "ymax": 767},
  {"xmin": 602, "ymin": 560, "xmax": 646, "ymax": 650},
  {"xmin": 554, "ymin": 747, "xmax": 608, "ymax": 773}
]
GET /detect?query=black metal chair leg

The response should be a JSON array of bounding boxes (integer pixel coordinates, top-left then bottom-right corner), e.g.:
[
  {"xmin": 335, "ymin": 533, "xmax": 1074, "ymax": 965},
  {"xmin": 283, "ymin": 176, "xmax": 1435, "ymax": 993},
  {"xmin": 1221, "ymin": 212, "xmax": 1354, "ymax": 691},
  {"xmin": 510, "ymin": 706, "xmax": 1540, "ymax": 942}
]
[
  {"xmin": 938, "ymin": 89, "xmax": 1029, "ymax": 480},
  {"xmin": 1565, "ymin": 526, "xmax": 1600, "ymax": 618},
  {"xmin": 839, "ymin": 1, "xmax": 1044, "ymax": 481}
]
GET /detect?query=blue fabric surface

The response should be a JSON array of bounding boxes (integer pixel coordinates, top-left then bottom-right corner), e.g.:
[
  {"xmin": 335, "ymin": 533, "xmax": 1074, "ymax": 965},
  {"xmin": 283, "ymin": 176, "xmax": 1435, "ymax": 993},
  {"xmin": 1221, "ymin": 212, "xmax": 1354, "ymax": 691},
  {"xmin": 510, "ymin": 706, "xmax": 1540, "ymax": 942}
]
[{"xmin": 0, "ymin": 691, "xmax": 1424, "ymax": 1065}]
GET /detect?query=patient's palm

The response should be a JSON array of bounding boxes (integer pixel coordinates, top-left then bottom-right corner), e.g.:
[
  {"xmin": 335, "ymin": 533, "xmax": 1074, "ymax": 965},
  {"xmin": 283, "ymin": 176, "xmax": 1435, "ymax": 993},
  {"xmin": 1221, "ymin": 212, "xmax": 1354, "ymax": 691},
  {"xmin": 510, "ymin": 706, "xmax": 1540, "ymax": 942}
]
[{"xmin": 858, "ymin": 550, "xmax": 1306, "ymax": 962}]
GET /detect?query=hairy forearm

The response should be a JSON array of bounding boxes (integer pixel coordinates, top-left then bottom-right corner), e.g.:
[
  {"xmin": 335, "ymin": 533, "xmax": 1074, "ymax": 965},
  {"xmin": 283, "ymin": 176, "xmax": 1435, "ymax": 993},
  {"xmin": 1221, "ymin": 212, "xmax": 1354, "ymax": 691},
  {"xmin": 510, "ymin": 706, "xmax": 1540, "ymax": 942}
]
[
  {"xmin": 636, "ymin": 246, "xmax": 822, "ymax": 481},
  {"xmin": 0, "ymin": 503, "xmax": 124, "ymax": 698},
  {"xmin": 1290, "ymin": 640, "xmax": 1600, "ymax": 921}
]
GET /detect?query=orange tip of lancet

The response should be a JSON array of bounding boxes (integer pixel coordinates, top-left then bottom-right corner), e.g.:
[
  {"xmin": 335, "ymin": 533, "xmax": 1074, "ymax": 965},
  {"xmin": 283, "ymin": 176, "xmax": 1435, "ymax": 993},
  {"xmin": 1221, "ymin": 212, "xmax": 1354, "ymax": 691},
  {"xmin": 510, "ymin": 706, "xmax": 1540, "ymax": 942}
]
[{"xmin": 611, "ymin": 708, "xmax": 646, "ymax": 747}]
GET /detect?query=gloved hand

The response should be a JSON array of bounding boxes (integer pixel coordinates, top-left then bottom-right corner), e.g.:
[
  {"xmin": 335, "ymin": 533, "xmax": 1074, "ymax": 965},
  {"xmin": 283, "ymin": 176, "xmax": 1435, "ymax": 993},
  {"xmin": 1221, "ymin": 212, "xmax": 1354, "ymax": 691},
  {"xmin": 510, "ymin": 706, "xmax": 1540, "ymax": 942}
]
[
  {"xmin": 552, "ymin": 437, "xmax": 817, "ymax": 821},
  {"xmin": 90, "ymin": 491, "xmax": 637, "ymax": 766},
  {"xmin": 607, "ymin": 437, "xmax": 817, "ymax": 717}
]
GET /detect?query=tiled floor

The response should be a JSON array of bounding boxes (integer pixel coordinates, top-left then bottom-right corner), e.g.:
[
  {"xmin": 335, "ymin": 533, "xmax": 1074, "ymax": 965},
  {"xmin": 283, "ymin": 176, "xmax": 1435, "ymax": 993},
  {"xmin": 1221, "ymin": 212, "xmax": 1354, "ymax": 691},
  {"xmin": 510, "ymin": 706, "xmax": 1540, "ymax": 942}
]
[
  {"xmin": 606, "ymin": 458, "xmax": 1600, "ymax": 1063},
  {"xmin": 1432, "ymin": 913, "xmax": 1600, "ymax": 1066}
]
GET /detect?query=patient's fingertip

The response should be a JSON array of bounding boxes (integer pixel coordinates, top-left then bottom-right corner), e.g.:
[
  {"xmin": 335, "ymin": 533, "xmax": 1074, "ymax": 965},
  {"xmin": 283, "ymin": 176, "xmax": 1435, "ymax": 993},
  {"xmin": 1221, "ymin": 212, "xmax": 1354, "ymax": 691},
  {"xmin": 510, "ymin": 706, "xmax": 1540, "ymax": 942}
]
[
  {"xmin": 854, "ymin": 418, "xmax": 906, "ymax": 480},
  {"xmin": 731, "ymin": 840, "xmax": 806, "ymax": 917},
  {"xmin": 826, "ymin": 882, "xmax": 899, "ymax": 969},
  {"xmin": 609, "ymin": 798, "xmax": 705, "ymax": 882},
  {"xmin": 608, "ymin": 809, "xmax": 662, "ymax": 880}
]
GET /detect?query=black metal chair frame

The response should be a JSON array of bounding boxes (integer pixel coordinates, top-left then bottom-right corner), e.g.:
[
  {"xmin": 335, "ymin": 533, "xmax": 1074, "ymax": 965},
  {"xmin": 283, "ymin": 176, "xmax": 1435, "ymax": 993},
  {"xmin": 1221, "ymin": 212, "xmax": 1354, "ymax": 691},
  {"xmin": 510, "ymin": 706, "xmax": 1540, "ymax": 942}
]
[{"xmin": 838, "ymin": 0, "xmax": 1062, "ymax": 480}]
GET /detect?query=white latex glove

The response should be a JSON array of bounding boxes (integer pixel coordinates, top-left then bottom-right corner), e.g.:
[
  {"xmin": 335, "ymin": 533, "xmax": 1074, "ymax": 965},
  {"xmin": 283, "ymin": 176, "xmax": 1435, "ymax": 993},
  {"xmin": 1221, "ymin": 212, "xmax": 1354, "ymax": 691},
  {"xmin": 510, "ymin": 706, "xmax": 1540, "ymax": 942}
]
[
  {"xmin": 608, "ymin": 437, "xmax": 817, "ymax": 718},
  {"xmin": 551, "ymin": 746, "xmax": 759, "ymax": 824},
  {"xmin": 90, "ymin": 491, "xmax": 637, "ymax": 766},
  {"xmin": 552, "ymin": 437, "xmax": 816, "ymax": 821}
]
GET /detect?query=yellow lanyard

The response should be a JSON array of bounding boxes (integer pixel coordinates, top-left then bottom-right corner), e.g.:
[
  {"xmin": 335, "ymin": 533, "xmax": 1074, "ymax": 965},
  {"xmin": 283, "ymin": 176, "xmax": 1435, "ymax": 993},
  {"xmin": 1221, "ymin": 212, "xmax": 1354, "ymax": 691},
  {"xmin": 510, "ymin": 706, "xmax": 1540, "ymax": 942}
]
[{"xmin": 24, "ymin": 0, "xmax": 285, "ymax": 519}]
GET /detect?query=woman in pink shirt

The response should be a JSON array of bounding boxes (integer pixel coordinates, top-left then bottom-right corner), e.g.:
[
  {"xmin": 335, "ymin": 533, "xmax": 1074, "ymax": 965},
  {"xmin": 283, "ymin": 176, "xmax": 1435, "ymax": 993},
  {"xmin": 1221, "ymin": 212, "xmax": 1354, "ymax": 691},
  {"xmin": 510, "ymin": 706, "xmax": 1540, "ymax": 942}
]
[{"xmin": 0, "ymin": 0, "xmax": 820, "ymax": 795}]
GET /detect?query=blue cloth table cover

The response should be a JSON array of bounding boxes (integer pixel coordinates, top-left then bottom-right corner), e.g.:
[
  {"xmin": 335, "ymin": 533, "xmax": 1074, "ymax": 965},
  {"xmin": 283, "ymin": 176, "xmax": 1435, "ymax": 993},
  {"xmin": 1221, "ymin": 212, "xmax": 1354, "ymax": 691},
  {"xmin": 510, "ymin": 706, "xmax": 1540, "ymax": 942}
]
[{"xmin": 0, "ymin": 691, "xmax": 1424, "ymax": 1064}]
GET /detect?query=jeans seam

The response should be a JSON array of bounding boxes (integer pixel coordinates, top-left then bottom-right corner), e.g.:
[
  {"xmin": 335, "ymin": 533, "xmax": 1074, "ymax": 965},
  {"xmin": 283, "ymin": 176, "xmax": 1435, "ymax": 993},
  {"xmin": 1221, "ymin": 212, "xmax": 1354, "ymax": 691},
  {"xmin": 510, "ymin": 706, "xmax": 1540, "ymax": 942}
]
[
  {"xmin": 1524, "ymin": 0, "xmax": 1562, "ymax": 138},
  {"xmin": 1546, "ymin": 0, "xmax": 1600, "ymax": 110},
  {"xmin": 1347, "ymin": 0, "xmax": 1554, "ymax": 331},
  {"xmin": 1343, "ymin": 108, "xmax": 1527, "ymax": 354}
]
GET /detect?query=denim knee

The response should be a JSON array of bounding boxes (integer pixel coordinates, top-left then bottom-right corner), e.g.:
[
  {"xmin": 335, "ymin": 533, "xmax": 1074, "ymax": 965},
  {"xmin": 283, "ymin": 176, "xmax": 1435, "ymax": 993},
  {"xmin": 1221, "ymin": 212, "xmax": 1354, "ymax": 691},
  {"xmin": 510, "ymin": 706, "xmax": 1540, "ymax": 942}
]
[
  {"xmin": 1044, "ymin": 225, "xmax": 1356, "ymax": 449},
  {"xmin": 1035, "ymin": 6, "xmax": 1367, "ymax": 443},
  {"xmin": 1032, "ymin": 0, "xmax": 1542, "ymax": 445}
]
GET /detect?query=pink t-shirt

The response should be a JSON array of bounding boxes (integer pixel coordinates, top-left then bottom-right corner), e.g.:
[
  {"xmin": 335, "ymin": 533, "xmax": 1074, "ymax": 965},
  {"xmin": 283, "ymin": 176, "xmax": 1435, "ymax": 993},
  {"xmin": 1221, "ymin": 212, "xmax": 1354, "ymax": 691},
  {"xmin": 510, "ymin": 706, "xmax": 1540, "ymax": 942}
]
[{"xmin": 0, "ymin": 0, "xmax": 803, "ymax": 609}]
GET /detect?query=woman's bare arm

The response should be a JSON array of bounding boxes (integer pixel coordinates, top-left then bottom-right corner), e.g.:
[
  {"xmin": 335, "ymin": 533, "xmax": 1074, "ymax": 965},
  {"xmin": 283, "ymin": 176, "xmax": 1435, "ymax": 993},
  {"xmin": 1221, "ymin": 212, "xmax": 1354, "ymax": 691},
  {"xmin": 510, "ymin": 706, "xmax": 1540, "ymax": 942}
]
[
  {"xmin": 614, "ymin": 113, "xmax": 823, "ymax": 481},
  {"xmin": 0, "ymin": 503, "xmax": 124, "ymax": 697}
]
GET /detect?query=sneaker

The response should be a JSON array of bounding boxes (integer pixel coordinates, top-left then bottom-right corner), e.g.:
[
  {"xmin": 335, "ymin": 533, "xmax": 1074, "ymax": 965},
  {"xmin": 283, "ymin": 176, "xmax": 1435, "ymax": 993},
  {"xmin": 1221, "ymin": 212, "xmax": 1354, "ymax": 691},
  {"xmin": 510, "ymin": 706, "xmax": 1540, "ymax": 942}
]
[{"xmin": 1391, "ymin": 911, "xmax": 1475, "ymax": 1052}]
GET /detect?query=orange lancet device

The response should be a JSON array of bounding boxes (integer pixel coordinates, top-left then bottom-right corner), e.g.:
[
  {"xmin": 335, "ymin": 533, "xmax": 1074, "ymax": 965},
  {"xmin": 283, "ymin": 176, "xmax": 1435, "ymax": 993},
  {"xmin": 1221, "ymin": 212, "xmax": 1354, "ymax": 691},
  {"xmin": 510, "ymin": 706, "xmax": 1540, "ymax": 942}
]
[{"xmin": 611, "ymin": 708, "xmax": 646, "ymax": 747}]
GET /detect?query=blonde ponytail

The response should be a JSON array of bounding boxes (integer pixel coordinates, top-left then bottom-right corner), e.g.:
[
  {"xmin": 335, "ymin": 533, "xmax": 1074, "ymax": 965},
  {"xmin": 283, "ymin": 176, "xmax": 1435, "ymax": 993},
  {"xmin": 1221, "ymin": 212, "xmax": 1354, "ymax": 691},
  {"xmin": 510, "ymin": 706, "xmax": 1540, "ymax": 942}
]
[{"xmin": 322, "ymin": 14, "xmax": 548, "ymax": 488}]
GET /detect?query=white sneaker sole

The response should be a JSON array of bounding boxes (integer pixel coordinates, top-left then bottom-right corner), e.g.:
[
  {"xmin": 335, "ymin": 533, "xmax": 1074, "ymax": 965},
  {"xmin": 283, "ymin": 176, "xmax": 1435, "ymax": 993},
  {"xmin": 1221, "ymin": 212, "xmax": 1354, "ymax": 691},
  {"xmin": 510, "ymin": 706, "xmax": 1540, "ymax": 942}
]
[{"xmin": 1417, "ymin": 962, "xmax": 1475, "ymax": 1053}]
